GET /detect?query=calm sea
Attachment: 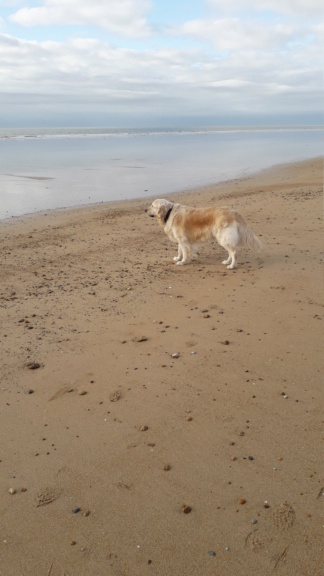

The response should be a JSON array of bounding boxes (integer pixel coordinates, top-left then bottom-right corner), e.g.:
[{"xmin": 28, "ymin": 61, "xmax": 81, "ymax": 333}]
[{"xmin": 0, "ymin": 126, "xmax": 323, "ymax": 220}]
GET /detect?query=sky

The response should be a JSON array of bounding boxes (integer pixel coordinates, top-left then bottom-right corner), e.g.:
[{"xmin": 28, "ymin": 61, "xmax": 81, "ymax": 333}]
[{"xmin": 0, "ymin": 0, "xmax": 323, "ymax": 127}]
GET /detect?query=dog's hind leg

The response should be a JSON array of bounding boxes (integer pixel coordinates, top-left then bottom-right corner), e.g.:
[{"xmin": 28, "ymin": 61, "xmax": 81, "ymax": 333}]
[
  {"xmin": 217, "ymin": 227, "xmax": 239, "ymax": 269},
  {"xmin": 222, "ymin": 254, "xmax": 232, "ymax": 266},
  {"xmin": 217, "ymin": 236, "xmax": 237, "ymax": 268},
  {"xmin": 221, "ymin": 243, "xmax": 237, "ymax": 268}
]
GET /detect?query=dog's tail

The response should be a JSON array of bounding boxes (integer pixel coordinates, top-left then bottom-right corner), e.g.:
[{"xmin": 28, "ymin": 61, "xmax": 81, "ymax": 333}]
[{"xmin": 240, "ymin": 225, "xmax": 262, "ymax": 252}]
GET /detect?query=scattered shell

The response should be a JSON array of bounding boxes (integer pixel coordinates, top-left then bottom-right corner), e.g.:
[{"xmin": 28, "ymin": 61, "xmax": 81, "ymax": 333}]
[
  {"xmin": 171, "ymin": 353, "xmax": 180, "ymax": 358},
  {"xmin": 221, "ymin": 340, "xmax": 230, "ymax": 345},
  {"xmin": 186, "ymin": 416, "xmax": 193, "ymax": 421},
  {"xmin": 83, "ymin": 510, "xmax": 90, "ymax": 517},
  {"xmin": 164, "ymin": 464, "xmax": 171, "ymax": 471},
  {"xmin": 8, "ymin": 488, "xmax": 16, "ymax": 495},
  {"xmin": 239, "ymin": 498, "xmax": 246, "ymax": 505},
  {"xmin": 140, "ymin": 425, "xmax": 148, "ymax": 431},
  {"xmin": 252, "ymin": 518, "xmax": 258, "ymax": 525},
  {"xmin": 225, "ymin": 546, "xmax": 230, "ymax": 552},
  {"xmin": 26, "ymin": 362, "xmax": 41, "ymax": 370},
  {"xmin": 109, "ymin": 390, "xmax": 122, "ymax": 402},
  {"xmin": 208, "ymin": 550, "xmax": 216, "ymax": 557},
  {"xmin": 70, "ymin": 541, "xmax": 77, "ymax": 546},
  {"xmin": 135, "ymin": 336, "xmax": 148, "ymax": 342},
  {"xmin": 231, "ymin": 456, "xmax": 237, "ymax": 461},
  {"xmin": 182, "ymin": 505, "xmax": 192, "ymax": 514},
  {"xmin": 77, "ymin": 390, "xmax": 87, "ymax": 396}
]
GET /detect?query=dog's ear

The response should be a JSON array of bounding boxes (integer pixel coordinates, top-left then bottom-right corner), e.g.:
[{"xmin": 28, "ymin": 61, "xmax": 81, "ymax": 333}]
[{"xmin": 158, "ymin": 203, "xmax": 170, "ymax": 221}]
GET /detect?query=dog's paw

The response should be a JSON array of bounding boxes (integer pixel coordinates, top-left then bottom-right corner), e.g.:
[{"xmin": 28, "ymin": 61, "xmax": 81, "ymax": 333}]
[
  {"xmin": 176, "ymin": 260, "xmax": 186, "ymax": 266},
  {"xmin": 227, "ymin": 263, "xmax": 237, "ymax": 269},
  {"xmin": 173, "ymin": 256, "xmax": 181, "ymax": 262}
]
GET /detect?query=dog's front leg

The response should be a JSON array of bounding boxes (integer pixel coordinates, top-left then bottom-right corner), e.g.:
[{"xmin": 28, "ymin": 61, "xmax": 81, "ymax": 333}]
[
  {"xmin": 173, "ymin": 244, "xmax": 183, "ymax": 262},
  {"xmin": 176, "ymin": 242, "xmax": 191, "ymax": 265}
]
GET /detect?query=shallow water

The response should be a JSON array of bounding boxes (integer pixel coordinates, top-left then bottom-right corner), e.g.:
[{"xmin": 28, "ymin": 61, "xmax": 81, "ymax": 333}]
[{"xmin": 0, "ymin": 127, "xmax": 322, "ymax": 219}]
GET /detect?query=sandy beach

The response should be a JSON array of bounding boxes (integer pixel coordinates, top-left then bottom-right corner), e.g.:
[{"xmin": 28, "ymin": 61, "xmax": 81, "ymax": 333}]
[{"xmin": 0, "ymin": 157, "xmax": 323, "ymax": 575}]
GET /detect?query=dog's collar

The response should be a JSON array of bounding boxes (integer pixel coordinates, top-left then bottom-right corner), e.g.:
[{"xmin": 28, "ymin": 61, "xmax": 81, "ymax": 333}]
[{"xmin": 164, "ymin": 204, "xmax": 174, "ymax": 223}]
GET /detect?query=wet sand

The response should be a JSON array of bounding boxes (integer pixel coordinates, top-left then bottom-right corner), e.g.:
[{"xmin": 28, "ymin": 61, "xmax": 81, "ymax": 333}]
[{"xmin": 0, "ymin": 157, "xmax": 323, "ymax": 575}]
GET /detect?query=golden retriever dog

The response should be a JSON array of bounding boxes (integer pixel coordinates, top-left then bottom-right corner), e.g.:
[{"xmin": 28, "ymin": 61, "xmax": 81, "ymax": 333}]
[{"xmin": 145, "ymin": 199, "xmax": 262, "ymax": 268}]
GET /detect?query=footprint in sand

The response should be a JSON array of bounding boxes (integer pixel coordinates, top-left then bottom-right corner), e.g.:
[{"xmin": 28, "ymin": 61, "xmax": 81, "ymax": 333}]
[
  {"xmin": 272, "ymin": 502, "xmax": 296, "ymax": 531},
  {"xmin": 36, "ymin": 486, "xmax": 62, "ymax": 507},
  {"xmin": 245, "ymin": 529, "xmax": 272, "ymax": 551}
]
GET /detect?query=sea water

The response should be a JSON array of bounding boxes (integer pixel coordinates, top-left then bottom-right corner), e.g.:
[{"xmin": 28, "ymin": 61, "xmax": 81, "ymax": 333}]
[{"xmin": 0, "ymin": 126, "xmax": 323, "ymax": 220}]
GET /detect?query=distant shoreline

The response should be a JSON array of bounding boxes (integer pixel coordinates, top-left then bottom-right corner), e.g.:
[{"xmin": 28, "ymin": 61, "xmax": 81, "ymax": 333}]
[{"xmin": 1, "ymin": 124, "xmax": 323, "ymax": 140}]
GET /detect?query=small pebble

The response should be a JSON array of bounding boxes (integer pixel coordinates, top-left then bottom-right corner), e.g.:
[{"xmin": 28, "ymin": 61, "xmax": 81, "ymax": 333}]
[
  {"xmin": 208, "ymin": 550, "xmax": 216, "ymax": 557},
  {"xmin": 8, "ymin": 488, "xmax": 16, "ymax": 495},
  {"xmin": 186, "ymin": 416, "xmax": 193, "ymax": 421},
  {"xmin": 221, "ymin": 340, "xmax": 230, "ymax": 345},
  {"xmin": 248, "ymin": 456, "xmax": 254, "ymax": 461},
  {"xmin": 231, "ymin": 456, "xmax": 237, "ymax": 461},
  {"xmin": 70, "ymin": 541, "xmax": 77, "ymax": 546},
  {"xmin": 72, "ymin": 507, "xmax": 81, "ymax": 514},
  {"xmin": 172, "ymin": 353, "xmax": 180, "ymax": 358},
  {"xmin": 239, "ymin": 498, "xmax": 246, "ymax": 505},
  {"xmin": 225, "ymin": 546, "xmax": 230, "ymax": 552},
  {"xmin": 140, "ymin": 425, "xmax": 148, "ymax": 431},
  {"xmin": 27, "ymin": 389, "xmax": 34, "ymax": 395},
  {"xmin": 182, "ymin": 505, "xmax": 192, "ymax": 514},
  {"xmin": 83, "ymin": 510, "xmax": 90, "ymax": 517},
  {"xmin": 77, "ymin": 390, "xmax": 87, "ymax": 396},
  {"xmin": 252, "ymin": 519, "xmax": 258, "ymax": 525},
  {"xmin": 164, "ymin": 464, "xmax": 171, "ymax": 471}
]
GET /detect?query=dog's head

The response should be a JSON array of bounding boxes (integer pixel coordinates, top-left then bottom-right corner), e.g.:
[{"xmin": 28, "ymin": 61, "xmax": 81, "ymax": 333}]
[{"xmin": 145, "ymin": 199, "xmax": 174, "ymax": 226}]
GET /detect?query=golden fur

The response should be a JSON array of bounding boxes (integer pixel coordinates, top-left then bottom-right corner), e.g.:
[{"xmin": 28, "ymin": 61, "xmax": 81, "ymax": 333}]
[{"xmin": 145, "ymin": 199, "xmax": 262, "ymax": 268}]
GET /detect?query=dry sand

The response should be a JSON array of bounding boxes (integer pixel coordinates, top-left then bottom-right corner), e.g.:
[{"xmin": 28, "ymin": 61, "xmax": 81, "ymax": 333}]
[{"xmin": 0, "ymin": 157, "xmax": 323, "ymax": 576}]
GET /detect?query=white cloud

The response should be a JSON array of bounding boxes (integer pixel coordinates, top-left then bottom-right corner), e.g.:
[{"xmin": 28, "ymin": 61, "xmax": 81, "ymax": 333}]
[
  {"xmin": 0, "ymin": 0, "xmax": 322, "ymax": 125},
  {"xmin": 0, "ymin": 28, "xmax": 320, "ymax": 118},
  {"xmin": 206, "ymin": 0, "xmax": 323, "ymax": 17},
  {"xmin": 175, "ymin": 18, "xmax": 298, "ymax": 51},
  {"xmin": 10, "ymin": 0, "xmax": 152, "ymax": 37}
]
